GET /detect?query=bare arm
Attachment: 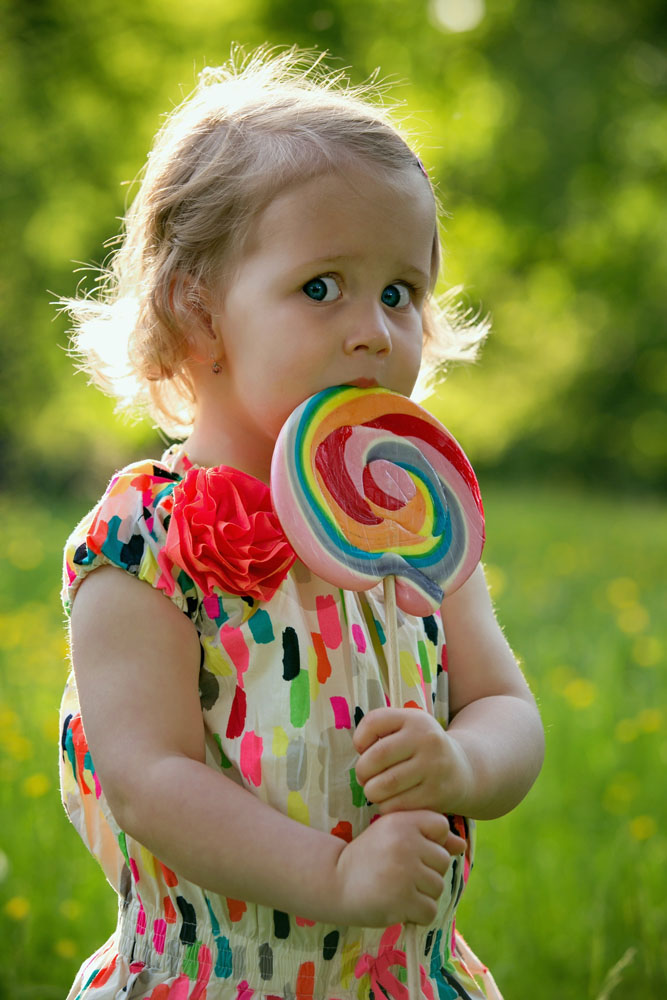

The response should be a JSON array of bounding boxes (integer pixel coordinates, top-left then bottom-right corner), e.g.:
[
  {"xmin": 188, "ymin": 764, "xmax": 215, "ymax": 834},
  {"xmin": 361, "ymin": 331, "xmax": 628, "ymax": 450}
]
[
  {"xmin": 443, "ymin": 563, "xmax": 544, "ymax": 819},
  {"xmin": 354, "ymin": 564, "xmax": 545, "ymax": 820},
  {"xmin": 70, "ymin": 567, "xmax": 465, "ymax": 927}
]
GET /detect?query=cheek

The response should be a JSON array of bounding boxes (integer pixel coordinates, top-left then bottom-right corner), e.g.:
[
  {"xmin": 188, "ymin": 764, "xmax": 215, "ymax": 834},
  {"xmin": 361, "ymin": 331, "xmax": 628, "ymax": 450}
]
[
  {"xmin": 397, "ymin": 341, "xmax": 424, "ymax": 395},
  {"xmin": 403, "ymin": 327, "xmax": 425, "ymax": 371}
]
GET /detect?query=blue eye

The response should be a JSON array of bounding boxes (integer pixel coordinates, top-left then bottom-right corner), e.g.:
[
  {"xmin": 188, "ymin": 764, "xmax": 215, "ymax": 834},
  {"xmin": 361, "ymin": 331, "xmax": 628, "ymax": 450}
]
[
  {"xmin": 381, "ymin": 283, "xmax": 411, "ymax": 308},
  {"xmin": 302, "ymin": 276, "xmax": 340, "ymax": 301}
]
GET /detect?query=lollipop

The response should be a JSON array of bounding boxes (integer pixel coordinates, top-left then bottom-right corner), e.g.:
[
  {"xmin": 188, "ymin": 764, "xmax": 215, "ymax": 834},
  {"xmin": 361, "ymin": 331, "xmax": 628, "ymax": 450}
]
[
  {"xmin": 271, "ymin": 385, "xmax": 485, "ymax": 1000},
  {"xmin": 271, "ymin": 384, "xmax": 485, "ymax": 615}
]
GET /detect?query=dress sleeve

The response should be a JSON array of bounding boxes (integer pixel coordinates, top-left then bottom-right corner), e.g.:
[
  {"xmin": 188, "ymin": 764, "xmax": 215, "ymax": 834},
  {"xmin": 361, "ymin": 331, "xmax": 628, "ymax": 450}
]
[{"xmin": 62, "ymin": 460, "xmax": 201, "ymax": 621}]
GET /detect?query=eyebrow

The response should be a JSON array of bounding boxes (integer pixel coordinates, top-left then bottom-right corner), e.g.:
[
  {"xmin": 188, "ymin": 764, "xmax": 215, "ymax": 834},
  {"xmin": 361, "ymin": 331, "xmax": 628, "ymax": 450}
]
[{"xmin": 299, "ymin": 254, "xmax": 430, "ymax": 284}]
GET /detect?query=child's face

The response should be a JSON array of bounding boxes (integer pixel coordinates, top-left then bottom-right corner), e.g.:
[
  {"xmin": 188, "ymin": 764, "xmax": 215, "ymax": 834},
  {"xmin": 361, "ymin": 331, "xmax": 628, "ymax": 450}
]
[{"xmin": 209, "ymin": 164, "xmax": 436, "ymax": 448}]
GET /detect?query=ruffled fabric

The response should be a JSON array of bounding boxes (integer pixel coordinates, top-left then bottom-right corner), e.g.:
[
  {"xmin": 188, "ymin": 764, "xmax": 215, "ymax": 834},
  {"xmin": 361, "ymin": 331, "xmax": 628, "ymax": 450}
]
[{"xmin": 164, "ymin": 465, "xmax": 296, "ymax": 602}]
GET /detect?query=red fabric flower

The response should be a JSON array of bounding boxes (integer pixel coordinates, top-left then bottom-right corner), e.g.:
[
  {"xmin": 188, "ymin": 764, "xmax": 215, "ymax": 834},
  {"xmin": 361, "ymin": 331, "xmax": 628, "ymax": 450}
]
[{"xmin": 164, "ymin": 466, "xmax": 296, "ymax": 602}]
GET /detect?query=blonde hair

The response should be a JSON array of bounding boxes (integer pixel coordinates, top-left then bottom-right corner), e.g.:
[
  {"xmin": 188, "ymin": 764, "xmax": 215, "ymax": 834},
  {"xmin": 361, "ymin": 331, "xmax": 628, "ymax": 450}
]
[{"xmin": 62, "ymin": 45, "xmax": 488, "ymax": 436}]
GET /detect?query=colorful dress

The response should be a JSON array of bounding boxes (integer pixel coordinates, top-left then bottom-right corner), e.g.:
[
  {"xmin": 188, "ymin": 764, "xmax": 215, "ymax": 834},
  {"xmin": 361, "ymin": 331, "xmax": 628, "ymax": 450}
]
[{"xmin": 60, "ymin": 447, "xmax": 501, "ymax": 1000}]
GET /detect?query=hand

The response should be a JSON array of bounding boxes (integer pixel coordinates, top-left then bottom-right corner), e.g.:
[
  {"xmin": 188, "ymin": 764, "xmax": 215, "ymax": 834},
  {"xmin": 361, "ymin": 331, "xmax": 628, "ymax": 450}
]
[
  {"xmin": 333, "ymin": 810, "xmax": 466, "ymax": 927},
  {"xmin": 353, "ymin": 708, "xmax": 474, "ymax": 815}
]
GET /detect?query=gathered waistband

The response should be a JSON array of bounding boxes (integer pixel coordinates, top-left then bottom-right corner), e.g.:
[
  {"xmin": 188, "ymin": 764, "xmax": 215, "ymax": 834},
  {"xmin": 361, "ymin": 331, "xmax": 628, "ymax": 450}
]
[{"xmin": 116, "ymin": 898, "xmax": 456, "ymax": 999}]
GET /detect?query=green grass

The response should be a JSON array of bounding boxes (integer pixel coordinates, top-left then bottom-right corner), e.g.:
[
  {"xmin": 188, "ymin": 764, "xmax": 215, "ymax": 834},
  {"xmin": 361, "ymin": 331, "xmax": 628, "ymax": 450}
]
[{"xmin": 1, "ymin": 485, "xmax": 665, "ymax": 998}]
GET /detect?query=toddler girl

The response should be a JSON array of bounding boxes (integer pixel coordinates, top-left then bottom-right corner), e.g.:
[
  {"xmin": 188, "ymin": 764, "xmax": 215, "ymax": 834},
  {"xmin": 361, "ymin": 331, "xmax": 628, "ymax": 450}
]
[{"xmin": 59, "ymin": 47, "xmax": 544, "ymax": 1000}]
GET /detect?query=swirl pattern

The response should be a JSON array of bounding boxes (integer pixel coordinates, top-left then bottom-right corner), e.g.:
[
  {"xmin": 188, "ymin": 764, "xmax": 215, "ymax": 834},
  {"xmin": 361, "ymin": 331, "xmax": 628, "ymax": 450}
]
[{"xmin": 271, "ymin": 386, "xmax": 485, "ymax": 615}]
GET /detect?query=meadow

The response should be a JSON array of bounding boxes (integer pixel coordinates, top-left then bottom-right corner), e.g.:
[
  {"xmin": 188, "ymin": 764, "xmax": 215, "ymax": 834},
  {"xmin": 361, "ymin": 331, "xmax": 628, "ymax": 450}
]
[{"xmin": 1, "ymin": 483, "xmax": 665, "ymax": 998}]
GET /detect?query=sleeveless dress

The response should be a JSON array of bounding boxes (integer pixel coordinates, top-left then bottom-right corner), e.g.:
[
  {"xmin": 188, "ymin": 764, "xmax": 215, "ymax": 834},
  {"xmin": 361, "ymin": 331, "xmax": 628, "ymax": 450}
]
[{"xmin": 59, "ymin": 447, "xmax": 501, "ymax": 1000}]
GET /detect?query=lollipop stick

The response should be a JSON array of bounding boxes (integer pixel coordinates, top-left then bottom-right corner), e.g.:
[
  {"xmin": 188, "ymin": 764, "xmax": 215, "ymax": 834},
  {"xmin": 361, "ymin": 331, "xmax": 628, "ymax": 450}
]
[
  {"xmin": 405, "ymin": 925, "xmax": 421, "ymax": 1000},
  {"xmin": 383, "ymin": 575, "xmax": 400, "ymax": 706},
  {"xmin": 382, "ymin": 575, "xmax": 421, "ymax": 1000}
]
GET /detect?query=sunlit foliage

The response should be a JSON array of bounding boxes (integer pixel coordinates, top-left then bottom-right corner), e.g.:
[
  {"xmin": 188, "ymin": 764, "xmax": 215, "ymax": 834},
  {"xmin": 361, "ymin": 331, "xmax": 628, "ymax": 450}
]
[{"xmin": 1, "ymin": 0, "xmax": 665, "ymax": 494}]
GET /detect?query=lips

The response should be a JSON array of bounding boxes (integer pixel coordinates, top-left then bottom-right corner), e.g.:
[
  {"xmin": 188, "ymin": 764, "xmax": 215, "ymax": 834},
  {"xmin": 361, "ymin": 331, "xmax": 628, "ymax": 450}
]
[{"xmin": 347, "ymin": 378, "xmax": 379, "ymax": 389}]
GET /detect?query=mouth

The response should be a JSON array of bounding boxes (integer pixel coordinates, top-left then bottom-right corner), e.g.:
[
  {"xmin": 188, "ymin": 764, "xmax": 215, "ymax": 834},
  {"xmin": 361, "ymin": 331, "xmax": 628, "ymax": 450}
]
[{"xmin": 346, "ymin": 378, "xmax": 379, "ymax": 389}]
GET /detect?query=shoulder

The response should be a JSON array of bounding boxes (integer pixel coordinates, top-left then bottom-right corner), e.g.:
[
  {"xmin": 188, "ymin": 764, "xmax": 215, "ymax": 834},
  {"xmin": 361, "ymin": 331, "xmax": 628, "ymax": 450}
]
[{"xmin": 63, "ymin": 459, "xmax": 199, "ymax": 620}]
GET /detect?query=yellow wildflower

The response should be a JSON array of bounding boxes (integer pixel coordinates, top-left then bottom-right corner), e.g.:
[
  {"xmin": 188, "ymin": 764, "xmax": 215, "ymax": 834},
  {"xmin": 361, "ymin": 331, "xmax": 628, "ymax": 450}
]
[
  {"xmin": 637, "ymin": 708, "xmax": 662, "ymax": 733},
  {"xmin": 4, "ymin": 896, "xmax": 30, "ymax": 920},
  {"xmin": 632, "ymin": 636, "xmax": 662, "ymax": 668},
  {"xmin": 22, "ymin": 773, "xmax": 51, "ymax": 798},
  {"xmin": 55, "ymin": 939, "xmax": 78, "ymax": 959},
  {"xmin": 617, "ymin": 605, "xmax": 649, "ymax": 635},
  {"xmin": 606, "ymin": 577, "xmax": 639, "ymax": 608},
  {"xmin": 629, "ymin": 815, "xmax": 657, "ymax": 841},
  {"xmin": 562, "ymin": 677, "xmax": 597, "ymax": 709}
]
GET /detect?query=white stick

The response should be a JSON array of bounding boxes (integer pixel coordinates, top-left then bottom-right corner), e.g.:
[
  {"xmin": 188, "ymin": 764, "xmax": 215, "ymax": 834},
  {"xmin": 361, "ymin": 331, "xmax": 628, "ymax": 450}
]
[
  {"xmin": 383, "ymin": 575, "xmax": 400, "ymax": 708},
  {"xmin": 383, "ymin": 576, "xmax": 421, "ymax": 1000}
]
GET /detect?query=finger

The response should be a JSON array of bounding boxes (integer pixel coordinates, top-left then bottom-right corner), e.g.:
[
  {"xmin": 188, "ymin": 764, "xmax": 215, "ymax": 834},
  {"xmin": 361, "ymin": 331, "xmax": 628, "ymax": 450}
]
[
  {"xmin": 353, "ymin": 708, "xmax": 406, "ymax": 753},
  {"xmin": 371, "ymin": 785, "xmax": 432, "ymax": 815},
  {"xmin": 375, "ymin": 794, "xmax": 421, "ymax": 815},
  {"xmin": 416, "ymin": 810, "xmax": 453, "ymax": 845},
  {"xmin": 419, "ymin": 840, "xmax": 454, "ymax": 878},
  {"xmin": 444, "ymin": 830, "xmax": 467, "ymax": 856},
  {"xmin": 418, "ymin": 812, "xmax": 466, "ymax": 855},
  {"xmin": 415, "ymin": 863, "xmax": 446, "ymax": 901},
  {"xmin": 361, "ymin": 756, "xmax": 417, "ymax": 801},
  {"xmin": 355, "ymin": 732, "xmax": 410, "ymax": 785},
  {"xmin": 407, "ymin": 893, "xmax": 439, "ymax": 927}
]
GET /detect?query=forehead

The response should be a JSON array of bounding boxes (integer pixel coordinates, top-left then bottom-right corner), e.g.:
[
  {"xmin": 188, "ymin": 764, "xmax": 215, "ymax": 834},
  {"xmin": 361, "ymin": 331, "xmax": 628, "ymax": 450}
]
[{"xmin": 247, "ymin": 166, "xmax": 437, "ymax": 272}]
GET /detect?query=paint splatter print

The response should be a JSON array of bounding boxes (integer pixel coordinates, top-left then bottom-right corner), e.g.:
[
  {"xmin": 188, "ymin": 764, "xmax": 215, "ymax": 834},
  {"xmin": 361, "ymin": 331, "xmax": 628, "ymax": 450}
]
[{"xmin": 59, "ymin": 447, "xmax": 499, "ymax": 1000}]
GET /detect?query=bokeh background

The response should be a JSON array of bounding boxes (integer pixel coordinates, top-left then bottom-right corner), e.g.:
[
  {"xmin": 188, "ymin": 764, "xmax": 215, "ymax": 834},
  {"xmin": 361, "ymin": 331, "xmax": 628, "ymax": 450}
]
[{"xmin": 1, "ymin": 0, "xmax": 665, "ymax": 997}]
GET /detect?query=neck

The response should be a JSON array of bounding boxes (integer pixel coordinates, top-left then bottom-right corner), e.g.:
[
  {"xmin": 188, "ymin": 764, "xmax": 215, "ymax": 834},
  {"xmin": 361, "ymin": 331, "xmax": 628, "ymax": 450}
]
[
  {"xmin": 183, "ymin": 360, "xmax": 281, "ymax": 482},
  {"xmin": 183, "ymin": 418, "xmax": 275, "ymax": 484}
]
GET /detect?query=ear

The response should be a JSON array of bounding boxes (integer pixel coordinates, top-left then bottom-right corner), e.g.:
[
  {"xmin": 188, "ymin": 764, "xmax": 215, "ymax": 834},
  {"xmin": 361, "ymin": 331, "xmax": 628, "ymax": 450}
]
[{"xmin": 170, "ymin": 273, "xmax": 221, "ymax": 364}]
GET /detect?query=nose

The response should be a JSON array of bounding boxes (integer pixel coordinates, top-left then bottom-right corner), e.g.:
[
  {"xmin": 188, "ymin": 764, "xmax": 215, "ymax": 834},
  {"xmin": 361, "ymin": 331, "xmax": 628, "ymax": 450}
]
[{"xmin": 343, "ymin": 303, "xmax": 392, "ymax": 355}]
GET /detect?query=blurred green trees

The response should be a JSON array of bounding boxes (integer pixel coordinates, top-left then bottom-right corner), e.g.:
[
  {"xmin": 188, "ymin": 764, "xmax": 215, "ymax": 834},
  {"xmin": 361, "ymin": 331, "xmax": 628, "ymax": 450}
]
[{"xmin": 1, "ymin": 0, "xmax": 665, "ymax": 496}]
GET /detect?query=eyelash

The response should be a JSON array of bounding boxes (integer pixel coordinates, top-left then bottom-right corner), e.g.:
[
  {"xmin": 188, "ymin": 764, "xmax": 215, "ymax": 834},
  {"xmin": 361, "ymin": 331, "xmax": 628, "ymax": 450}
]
[
  {"xmin": 301, "ymin": 274, "xmax": 420, "ymax": 305},
  {"xmin": 395, "ymin": 280, "xmax": 419, "ymax": 298}
]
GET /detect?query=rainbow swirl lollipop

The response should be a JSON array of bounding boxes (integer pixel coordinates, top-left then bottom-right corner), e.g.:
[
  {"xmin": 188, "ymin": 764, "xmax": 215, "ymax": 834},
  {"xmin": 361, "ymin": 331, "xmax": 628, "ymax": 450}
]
[{"xmin": 271, "ymin": 386, "xmax": 485, "ymax": 615}]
